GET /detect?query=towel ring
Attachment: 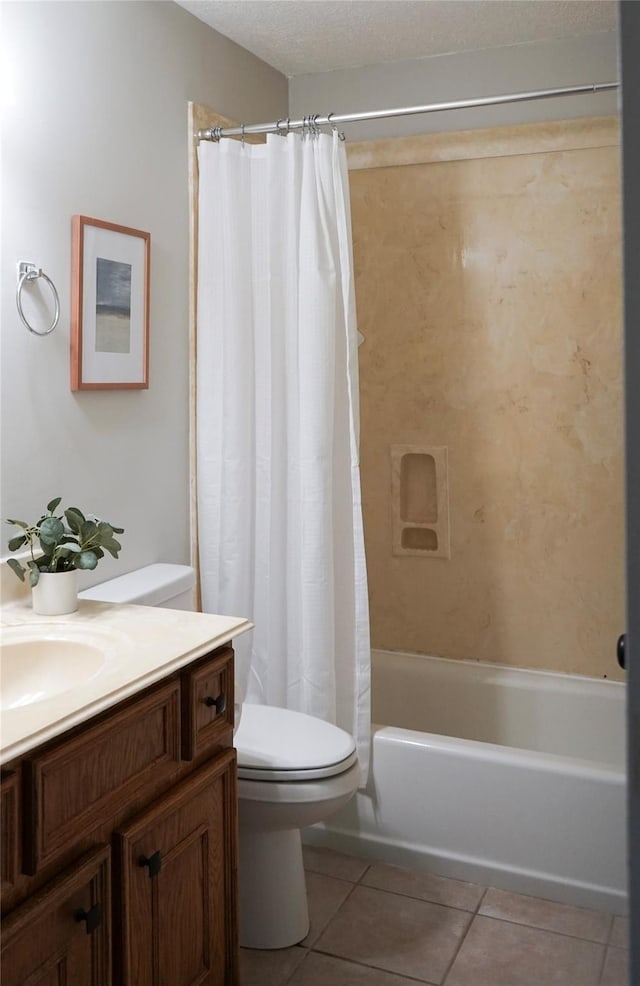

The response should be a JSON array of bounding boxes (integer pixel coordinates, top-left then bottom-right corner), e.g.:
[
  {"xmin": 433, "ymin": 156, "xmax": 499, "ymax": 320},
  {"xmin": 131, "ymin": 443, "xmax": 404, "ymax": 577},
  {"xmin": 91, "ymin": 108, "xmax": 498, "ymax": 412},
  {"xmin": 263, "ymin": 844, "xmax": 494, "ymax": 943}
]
[{"xmin": 16, "ymin": 262, "xmax": 60, "ymax": 336}]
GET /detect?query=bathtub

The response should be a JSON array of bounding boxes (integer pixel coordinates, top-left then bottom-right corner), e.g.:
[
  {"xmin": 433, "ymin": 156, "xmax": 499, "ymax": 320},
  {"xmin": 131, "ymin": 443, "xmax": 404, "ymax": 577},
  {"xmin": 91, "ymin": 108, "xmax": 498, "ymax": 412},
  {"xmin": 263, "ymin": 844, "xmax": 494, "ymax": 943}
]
[{"xmin": 304, "ymin": 649, "xmax": 627, "ymax": 914}]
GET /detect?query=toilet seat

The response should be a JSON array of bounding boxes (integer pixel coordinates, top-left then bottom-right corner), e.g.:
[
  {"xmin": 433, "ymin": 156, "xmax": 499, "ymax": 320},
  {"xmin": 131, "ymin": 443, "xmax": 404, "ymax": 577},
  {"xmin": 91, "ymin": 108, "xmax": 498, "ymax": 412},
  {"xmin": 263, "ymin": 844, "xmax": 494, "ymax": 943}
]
[{"xmin": 235, "ymin": 704, "xmax": 357, "ymax": 781}]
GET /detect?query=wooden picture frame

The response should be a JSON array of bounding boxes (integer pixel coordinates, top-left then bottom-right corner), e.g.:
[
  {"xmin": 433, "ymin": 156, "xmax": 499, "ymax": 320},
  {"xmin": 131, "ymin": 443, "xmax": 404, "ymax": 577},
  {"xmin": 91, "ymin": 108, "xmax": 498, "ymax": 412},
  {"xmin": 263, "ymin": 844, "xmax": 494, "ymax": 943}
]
[{"xmin": 71, "ymin": 216, "xmax": 150, "ymax": 390}]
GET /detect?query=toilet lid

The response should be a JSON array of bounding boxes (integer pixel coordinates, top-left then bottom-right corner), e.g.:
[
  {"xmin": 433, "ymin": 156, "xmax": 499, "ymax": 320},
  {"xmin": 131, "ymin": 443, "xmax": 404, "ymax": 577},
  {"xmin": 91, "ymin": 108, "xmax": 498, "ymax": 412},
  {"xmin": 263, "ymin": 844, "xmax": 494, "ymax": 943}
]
[{"xmin": 235, "ymin": 704, "xmax": 357, "ymax": 781}]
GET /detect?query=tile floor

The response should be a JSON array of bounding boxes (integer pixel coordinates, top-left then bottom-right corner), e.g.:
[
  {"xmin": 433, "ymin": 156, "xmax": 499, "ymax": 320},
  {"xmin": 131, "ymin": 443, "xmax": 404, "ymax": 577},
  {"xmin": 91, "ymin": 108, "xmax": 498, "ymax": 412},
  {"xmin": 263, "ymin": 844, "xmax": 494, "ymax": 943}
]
[{"xmin": 240, "ymin": 846, "xmax": 628, "ymax": 986}]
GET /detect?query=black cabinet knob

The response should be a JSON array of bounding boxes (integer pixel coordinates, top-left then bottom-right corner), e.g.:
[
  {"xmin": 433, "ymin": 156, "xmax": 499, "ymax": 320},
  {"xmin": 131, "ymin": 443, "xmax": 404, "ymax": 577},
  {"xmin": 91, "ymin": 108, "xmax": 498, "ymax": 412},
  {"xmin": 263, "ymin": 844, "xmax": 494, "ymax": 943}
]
[
  {"xmin": 139, "ymin": 850, "xmax": 162, "ymax": 878},
  {"xmin": 204, "ymin": 693, "xmax": 226, "ymax": 714},
  {"xmin": 75, "ymin": 903, "xmax": 102, "ymax": 934},
  {"xmin": 617, "ymin": 634, "xmax": 626, "ymax": 670}
]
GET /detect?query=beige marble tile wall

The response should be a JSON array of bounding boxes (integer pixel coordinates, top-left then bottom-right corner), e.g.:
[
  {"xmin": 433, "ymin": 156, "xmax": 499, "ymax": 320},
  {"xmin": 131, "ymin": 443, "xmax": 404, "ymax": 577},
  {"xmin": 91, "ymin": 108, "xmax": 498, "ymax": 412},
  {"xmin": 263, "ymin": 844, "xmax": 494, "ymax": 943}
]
[{"xmin": 349, "ymin": 118, "xmax": 624, "ymax": 680}]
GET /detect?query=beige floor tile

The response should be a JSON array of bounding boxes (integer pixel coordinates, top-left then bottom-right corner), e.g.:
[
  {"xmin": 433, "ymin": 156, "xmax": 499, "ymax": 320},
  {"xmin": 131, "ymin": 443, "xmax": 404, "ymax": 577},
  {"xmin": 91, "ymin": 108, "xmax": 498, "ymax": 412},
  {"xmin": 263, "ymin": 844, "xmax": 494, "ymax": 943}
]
[
  {"xmin": 610, "ymin": 916, "xmax": 629, "ymax": 949},
  {"xmin": 289, "ymin": 951, "xmax": 434, "ymax": 986},
  {"xmin": 315, "ymin": 884, "xmax": 471, "ymax": 983},
  {"xmin": 363, "ymin": 862, "xmax": 484, "ymax": 912},
  {"xmin": 239, "ymin": 945, "xmax": 306, "ymax": 986},
  {"xmin": 444, "ymin": 914, "xmax": 604, "ymax": 986},
  {"xmin": 480, "ymin": 886, "xmax": 612, "ymax": 942},
  {"xmin": 302, "ymin": 844, "xmax": 370, "ymax": 882},
  {"xmin": 600, "ymin": 947, "xmax": 628, "ymax": 986},
  {"xmin": 302, "ymin": 871, "xmax": 354, "ymax": 947}
]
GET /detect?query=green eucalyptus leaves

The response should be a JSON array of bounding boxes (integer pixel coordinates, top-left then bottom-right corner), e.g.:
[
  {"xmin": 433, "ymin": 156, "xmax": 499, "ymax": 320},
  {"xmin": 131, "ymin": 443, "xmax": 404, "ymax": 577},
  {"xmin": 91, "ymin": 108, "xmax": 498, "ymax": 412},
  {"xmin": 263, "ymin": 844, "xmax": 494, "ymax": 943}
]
[{"xmin": 6, "ymin": 497, "xmax": 124, "ymax": 586}]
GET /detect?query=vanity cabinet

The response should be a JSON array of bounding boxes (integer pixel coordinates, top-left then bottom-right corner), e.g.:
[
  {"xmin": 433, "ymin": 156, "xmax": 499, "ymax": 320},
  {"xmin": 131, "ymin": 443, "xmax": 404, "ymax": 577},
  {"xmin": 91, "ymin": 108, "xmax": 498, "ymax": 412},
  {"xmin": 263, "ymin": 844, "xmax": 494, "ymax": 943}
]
[{"xmin": 0, "ymin": 644, "xmax": 238, "ymax": 986}]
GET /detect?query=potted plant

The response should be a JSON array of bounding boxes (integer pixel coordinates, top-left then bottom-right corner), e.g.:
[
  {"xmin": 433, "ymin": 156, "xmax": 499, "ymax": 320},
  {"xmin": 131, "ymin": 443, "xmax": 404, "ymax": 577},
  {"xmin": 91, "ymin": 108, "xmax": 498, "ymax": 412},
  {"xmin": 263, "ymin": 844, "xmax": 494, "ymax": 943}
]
[{"xmin": 5, "ymin": 496, "xmax": 124, "ymax": 615}]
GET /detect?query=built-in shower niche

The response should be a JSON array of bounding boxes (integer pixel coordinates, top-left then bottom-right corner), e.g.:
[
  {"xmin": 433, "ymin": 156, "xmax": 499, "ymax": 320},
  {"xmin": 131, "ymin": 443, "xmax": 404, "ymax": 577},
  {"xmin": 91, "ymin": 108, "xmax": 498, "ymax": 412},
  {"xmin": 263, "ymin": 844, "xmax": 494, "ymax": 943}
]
[{"xmin": 391, "ymin": 445, "xmax": 450, "ymax": 558}]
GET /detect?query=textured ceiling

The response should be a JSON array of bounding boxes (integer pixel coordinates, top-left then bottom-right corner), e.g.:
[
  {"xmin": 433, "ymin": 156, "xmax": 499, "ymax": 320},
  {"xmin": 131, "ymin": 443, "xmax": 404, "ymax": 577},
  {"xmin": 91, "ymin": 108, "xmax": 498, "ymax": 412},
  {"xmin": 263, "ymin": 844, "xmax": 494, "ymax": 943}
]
[{"xmin": 175, "ymin": 0, "xmax": 617, "ymax": 77}]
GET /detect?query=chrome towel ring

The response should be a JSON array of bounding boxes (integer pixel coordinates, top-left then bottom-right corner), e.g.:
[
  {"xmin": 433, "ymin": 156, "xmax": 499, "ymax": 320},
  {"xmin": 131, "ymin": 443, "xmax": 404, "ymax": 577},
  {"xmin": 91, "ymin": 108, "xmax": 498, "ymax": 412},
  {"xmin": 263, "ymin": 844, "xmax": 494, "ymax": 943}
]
[{"xmin": 16, "ymin": 261, "xmax": 60, "ymax": 336}]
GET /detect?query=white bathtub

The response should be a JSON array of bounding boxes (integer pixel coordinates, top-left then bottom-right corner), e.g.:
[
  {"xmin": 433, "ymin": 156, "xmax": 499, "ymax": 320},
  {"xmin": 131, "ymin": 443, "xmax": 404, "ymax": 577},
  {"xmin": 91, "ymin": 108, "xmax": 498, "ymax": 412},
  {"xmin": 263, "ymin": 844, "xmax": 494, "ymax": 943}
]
[{"xmin": 305, "ymin": 649, "xmax": 627, "ymax": 913}]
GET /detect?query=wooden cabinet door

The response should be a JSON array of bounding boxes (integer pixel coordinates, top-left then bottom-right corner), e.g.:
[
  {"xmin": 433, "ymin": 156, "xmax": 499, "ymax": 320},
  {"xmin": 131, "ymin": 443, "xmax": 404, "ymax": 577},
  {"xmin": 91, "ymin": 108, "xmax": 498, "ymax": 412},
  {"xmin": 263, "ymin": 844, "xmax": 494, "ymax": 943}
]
[
  {"xmin": 117, "ymin": 750, "xmax": 238, "ymax": 986},
  {"xmin": 0, "ymin": 845, "xmax": 111, "ymax": 986}
]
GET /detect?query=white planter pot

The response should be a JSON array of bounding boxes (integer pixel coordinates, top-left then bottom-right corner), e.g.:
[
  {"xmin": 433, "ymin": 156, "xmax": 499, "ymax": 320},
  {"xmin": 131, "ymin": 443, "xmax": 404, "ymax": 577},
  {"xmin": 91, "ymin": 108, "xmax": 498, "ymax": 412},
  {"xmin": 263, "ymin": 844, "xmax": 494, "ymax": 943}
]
[{"xmin": 32, "ymin": 570, "xmax": 79, "ymax": 616}]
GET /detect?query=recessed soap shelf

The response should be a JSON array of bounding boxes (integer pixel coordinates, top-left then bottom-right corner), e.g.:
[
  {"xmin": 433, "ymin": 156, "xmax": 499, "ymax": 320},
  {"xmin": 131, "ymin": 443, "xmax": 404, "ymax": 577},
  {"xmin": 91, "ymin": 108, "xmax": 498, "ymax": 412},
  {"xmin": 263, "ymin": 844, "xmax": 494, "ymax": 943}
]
[{"xmin": 391, "ymin": 445, "xmax": 450, "ymax": 558}]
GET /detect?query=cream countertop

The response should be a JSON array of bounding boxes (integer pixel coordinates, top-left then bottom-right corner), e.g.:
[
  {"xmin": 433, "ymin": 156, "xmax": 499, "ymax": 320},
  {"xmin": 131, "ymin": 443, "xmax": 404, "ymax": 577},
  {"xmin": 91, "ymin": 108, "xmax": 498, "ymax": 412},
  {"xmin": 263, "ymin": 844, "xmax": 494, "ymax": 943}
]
[{"xmin": 0, "ymin": 598, "xmax": 252, "ymax": 765}]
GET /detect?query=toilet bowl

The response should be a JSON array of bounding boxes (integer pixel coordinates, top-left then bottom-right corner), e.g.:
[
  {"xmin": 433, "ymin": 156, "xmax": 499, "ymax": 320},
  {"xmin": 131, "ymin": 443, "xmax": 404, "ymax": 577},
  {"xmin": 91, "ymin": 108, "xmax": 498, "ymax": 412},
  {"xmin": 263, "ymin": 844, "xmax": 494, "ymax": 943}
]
[{"xmin": 80, "ymin": 564, "xmax": 361, "ymax": 949}]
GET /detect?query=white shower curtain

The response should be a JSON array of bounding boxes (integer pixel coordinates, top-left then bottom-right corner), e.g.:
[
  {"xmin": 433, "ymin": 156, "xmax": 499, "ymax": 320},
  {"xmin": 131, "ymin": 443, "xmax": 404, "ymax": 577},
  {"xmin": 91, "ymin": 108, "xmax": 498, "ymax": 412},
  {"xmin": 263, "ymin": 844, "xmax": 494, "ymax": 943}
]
[{"xmin": 196, "ymin": 131, "xmax": 371, "ymax": 773}]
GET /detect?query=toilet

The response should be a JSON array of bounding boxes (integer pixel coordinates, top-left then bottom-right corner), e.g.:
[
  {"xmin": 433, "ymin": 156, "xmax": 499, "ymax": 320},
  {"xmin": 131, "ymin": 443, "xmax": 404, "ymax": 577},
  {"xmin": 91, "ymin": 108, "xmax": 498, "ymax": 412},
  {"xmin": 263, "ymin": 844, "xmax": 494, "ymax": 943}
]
[
  {"xmin": 80, "ymin": 563, "xmax": 361, "ymax": 949},
  {"xmin": 234, "ymin": 703, "xmax": 359, "ymax": 948}
]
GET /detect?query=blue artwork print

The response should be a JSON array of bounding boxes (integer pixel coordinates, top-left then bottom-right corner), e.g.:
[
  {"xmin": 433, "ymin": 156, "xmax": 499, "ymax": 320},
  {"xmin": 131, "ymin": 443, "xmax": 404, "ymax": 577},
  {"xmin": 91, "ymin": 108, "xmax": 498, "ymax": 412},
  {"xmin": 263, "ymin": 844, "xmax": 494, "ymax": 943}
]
[{"xmin": 95, "ymin": 258, "xmax": 132, "ymax": 353}]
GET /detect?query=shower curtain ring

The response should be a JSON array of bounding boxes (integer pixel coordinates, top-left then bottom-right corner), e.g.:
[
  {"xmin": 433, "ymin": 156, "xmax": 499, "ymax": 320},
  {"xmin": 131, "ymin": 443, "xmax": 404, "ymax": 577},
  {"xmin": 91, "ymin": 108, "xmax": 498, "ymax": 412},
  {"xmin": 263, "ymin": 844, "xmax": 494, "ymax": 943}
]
[{"xmin": 327, "ymin": 111, "xmax": 346, "ymax": 141}]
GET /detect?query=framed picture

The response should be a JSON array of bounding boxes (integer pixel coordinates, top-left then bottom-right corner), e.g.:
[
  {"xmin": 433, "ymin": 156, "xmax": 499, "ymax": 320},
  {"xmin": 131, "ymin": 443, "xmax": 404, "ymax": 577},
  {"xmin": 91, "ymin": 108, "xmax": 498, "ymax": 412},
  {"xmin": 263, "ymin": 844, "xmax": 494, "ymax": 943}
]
[{"xmin": 71, "ymin": 216, "xmax": 150, "ymax": 390}]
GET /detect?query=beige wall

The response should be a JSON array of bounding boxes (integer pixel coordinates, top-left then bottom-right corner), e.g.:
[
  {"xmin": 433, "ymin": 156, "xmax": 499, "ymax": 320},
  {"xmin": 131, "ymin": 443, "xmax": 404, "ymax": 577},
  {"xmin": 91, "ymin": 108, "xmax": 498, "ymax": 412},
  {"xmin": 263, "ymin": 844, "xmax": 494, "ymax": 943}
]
[{"xmin": 351, "ymin": 118, "xmax": 625, "ymax": 679}]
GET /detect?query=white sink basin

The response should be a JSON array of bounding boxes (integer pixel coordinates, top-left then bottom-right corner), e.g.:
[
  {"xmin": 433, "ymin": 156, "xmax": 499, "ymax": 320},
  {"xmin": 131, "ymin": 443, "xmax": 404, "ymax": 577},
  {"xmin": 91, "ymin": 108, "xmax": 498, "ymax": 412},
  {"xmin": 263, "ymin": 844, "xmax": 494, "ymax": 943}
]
[{"xmin": 0, "ymin": 627, "xmax": 107, "ymax": 711}]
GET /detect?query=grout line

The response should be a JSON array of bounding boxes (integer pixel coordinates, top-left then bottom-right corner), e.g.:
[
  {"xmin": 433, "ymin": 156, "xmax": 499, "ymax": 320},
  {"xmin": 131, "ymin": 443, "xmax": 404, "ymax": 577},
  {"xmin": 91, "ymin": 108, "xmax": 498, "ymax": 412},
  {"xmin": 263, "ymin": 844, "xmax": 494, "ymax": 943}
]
[
  {"xmin": 475, "ymin": 887, "xmax": 489, "ymax": 911},
  {"xmin": 304, "ymin": 877, "xmax": 362, "ymax": 949},
  {"xmin": 596, "ymin": 944, "xmax": 609, "ymax": 986},
  {"xmin": 281, "ymin": 946, "xmax": 310, "ymax": 986},
  {"xmin": 468, "ymin": 911, "xmax": 615, "ymax": 946},
  {"xmin": 302, "ymin": 859, "xmax": 371, "ymax": 885},
  {"xmin": 303, "ymin": 868, "xmax": 360, "ymax": 887},
  {"xmin": 356, "ymin": 861, "xmax": 372, "ymax": 883},
  {"xmin": 305, "ymin": 865, "xmax": 374, "ymax": 884},
  {"xmin": 604, "ymin": 912, "xmax": 616, "ymax": 945},
  {"xmin": 308, "ymin": 944, "xmax": 440, "ymax": 984},
  {"xmin": 349, "ymin": 882, "xmax": 486, "ymax": 916},
  {"xmin": 438, "ymin": 908, "xmax": 476, "ymax": 986}
]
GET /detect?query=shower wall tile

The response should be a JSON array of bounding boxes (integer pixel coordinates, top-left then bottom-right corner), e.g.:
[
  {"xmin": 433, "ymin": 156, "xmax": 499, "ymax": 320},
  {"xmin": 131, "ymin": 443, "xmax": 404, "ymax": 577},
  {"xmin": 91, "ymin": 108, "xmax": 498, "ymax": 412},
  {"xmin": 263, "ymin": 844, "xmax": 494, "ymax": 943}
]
[
  {"xmin": 351, "ymin": 117, "xmax": 624, "ymax": 680},
  {"xmin": 347, "ymin": 116, "xmax": 619, "ymax": 171}
]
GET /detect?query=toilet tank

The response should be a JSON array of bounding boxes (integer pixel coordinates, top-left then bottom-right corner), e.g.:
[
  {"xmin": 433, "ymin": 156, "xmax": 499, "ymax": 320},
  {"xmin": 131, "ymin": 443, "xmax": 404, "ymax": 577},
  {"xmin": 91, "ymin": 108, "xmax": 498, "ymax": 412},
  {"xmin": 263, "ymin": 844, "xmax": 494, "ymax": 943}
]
[{"xmin": 79, "ymin": 563, "xmax": 196, "ymax": 611}]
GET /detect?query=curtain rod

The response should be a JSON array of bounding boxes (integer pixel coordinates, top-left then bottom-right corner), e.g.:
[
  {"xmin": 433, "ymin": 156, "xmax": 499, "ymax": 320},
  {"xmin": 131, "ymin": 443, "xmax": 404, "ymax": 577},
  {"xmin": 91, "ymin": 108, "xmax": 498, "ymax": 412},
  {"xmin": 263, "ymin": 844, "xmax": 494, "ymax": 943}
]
[{"xmin": 197, "ymin": 82, "xmax": 618, "ymax": 141}]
